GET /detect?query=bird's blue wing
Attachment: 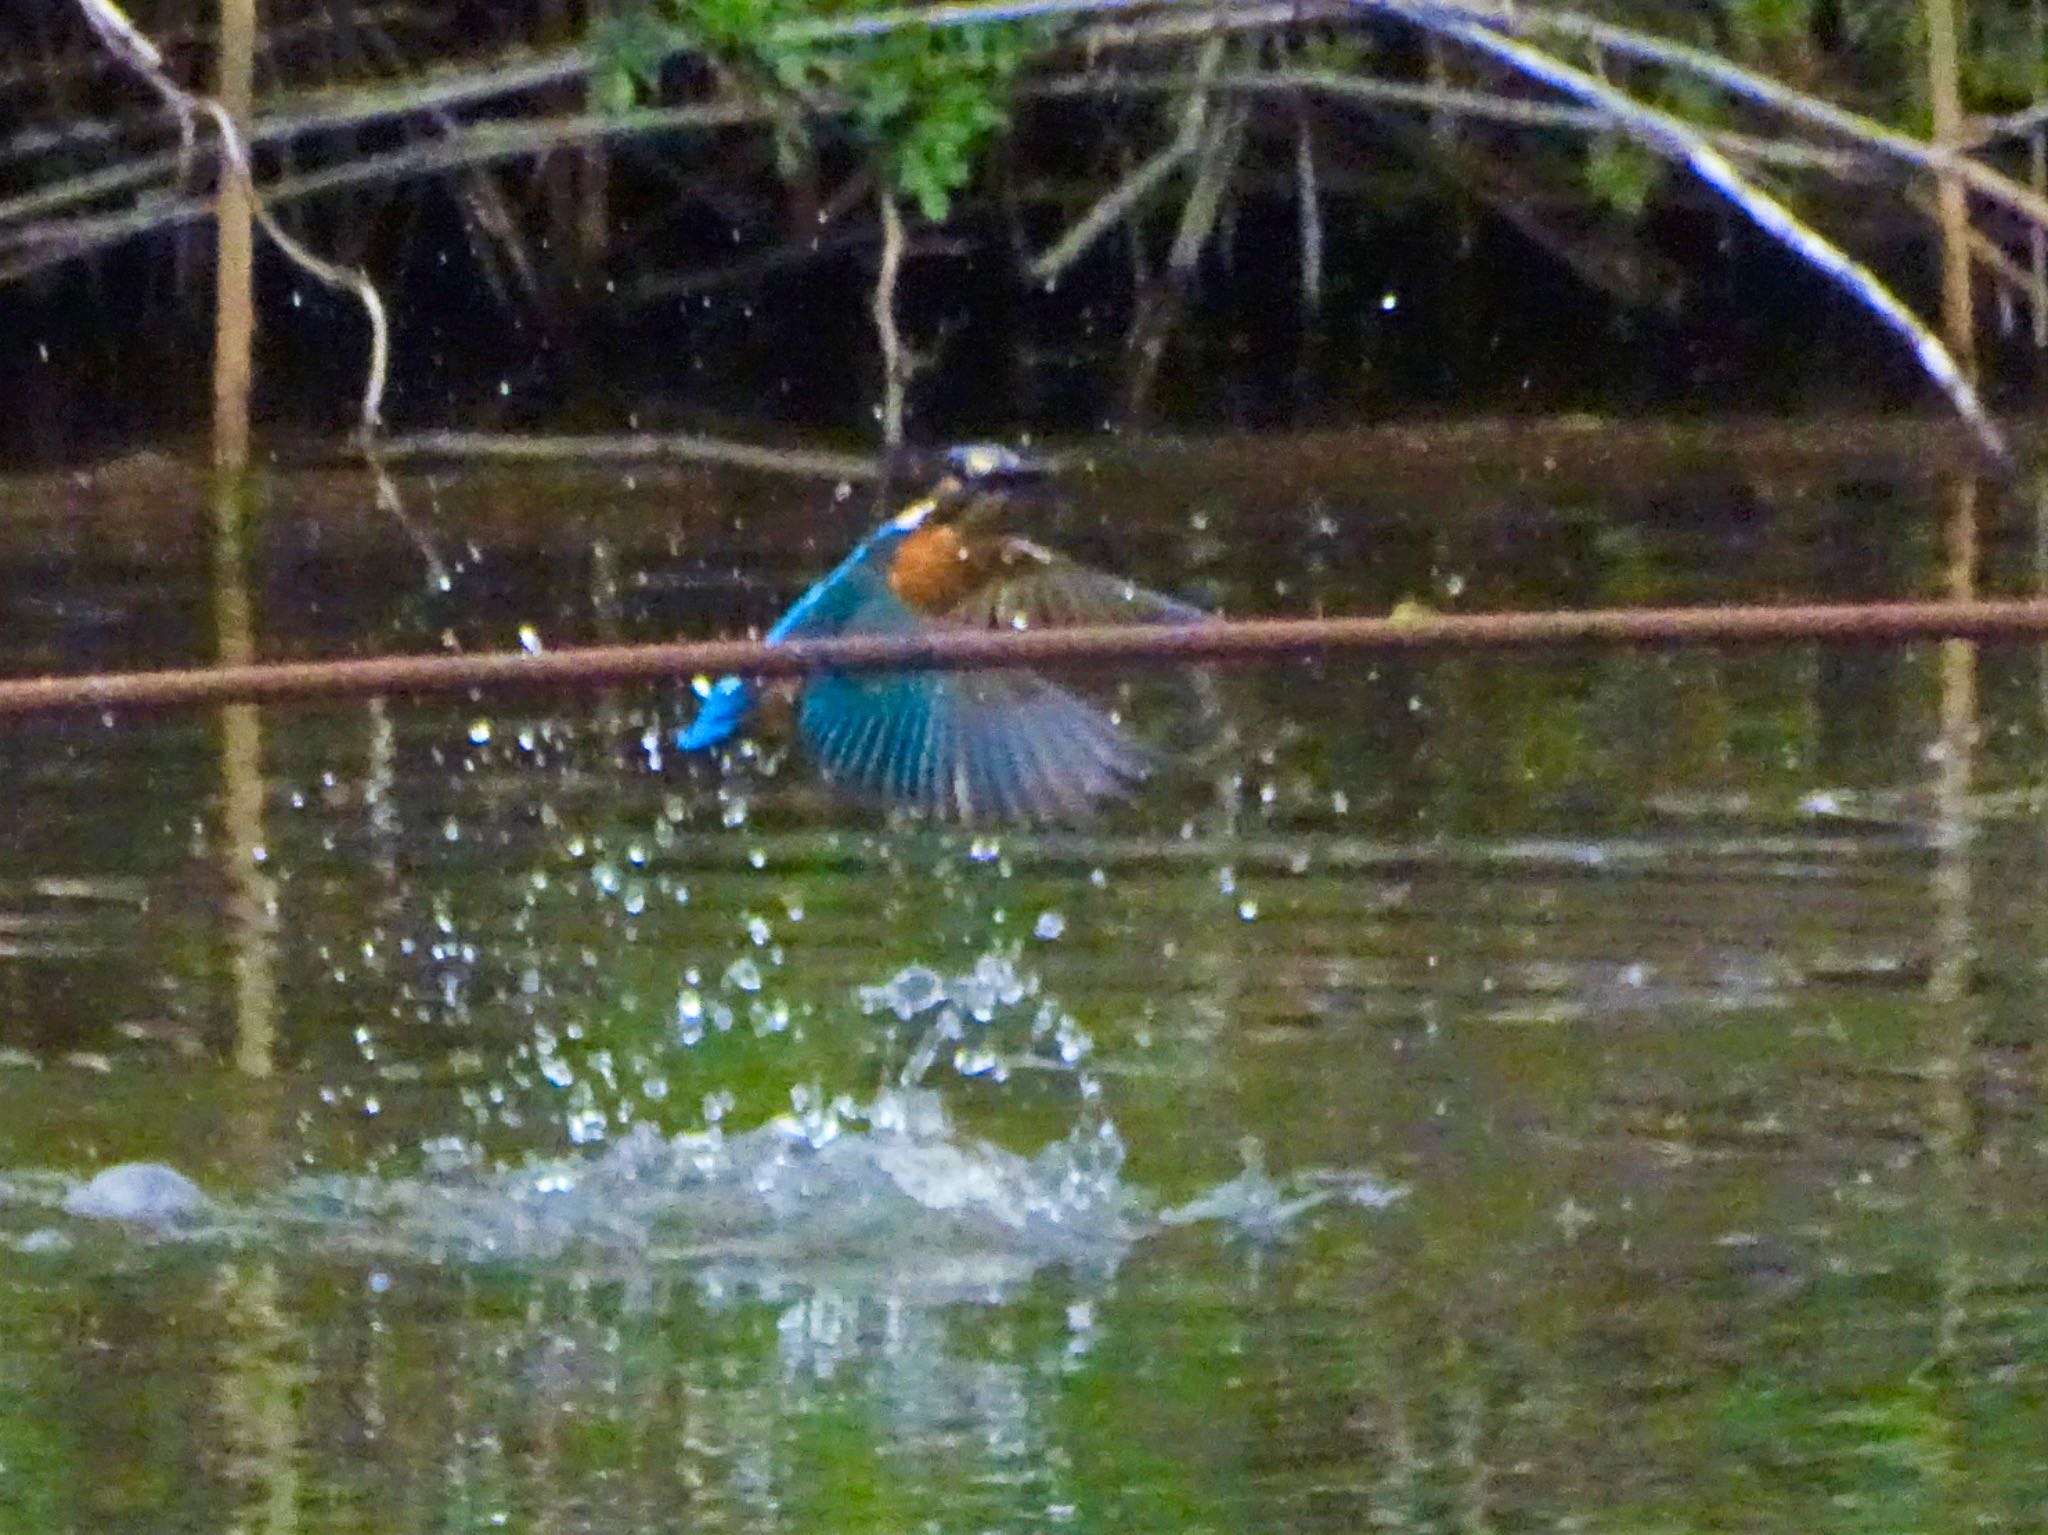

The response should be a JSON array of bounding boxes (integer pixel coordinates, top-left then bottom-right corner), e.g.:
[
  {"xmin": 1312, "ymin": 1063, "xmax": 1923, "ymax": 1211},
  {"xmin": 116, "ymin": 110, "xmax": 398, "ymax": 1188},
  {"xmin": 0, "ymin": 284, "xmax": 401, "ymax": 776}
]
[
  {"xmin": 675, "ymin": 540, "xmax": 892, "ymax": 753},
  {"xmin": 793, "ymin": 580, "xmax": 1149, "ymax": 822},
  {"xmin": 799, "ymin": 666, "xmax": 1149, "ymax": 822}
]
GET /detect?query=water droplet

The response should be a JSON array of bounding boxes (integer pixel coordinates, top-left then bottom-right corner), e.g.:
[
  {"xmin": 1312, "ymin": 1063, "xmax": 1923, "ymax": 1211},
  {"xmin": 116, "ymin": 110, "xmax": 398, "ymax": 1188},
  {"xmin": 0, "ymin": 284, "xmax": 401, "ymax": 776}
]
[
  {"xmin": 469, "ymin": 719, "xmax": 492, "ymax": 745},
  {"xmin": 860, "ymin": 964, "xmax": 945, "ymax": 1020},
  {"xmin": 675, "ymin": 989, "xmax": 705, "ymax": 1045},
  {"xmin": 955, "ymin": 1045, "xmax": 1006, "ymax": 1079},
  {"xmin": 724, "ymin": 956, "xmax": 762, "ymax": 993},
  {"xmin": 1034, "ymin": 910, "xmax": 1066, "ymax": 940}
]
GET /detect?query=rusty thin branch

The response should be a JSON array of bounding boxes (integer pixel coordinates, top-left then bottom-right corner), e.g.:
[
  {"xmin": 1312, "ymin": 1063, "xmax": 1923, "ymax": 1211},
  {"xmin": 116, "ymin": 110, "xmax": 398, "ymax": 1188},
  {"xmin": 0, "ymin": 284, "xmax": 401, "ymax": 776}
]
[{"xmin": 5, "ymin": 600, "xmax": 2048, "ymax": 720}]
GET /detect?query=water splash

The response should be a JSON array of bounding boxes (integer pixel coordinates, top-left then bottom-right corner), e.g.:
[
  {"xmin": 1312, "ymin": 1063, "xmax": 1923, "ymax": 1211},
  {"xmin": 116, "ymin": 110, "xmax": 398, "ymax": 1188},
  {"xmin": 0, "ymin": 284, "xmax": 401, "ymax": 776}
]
[{"xmin": 2, "ymin": 1097, "xmax": 1402, "ymax": 1292}]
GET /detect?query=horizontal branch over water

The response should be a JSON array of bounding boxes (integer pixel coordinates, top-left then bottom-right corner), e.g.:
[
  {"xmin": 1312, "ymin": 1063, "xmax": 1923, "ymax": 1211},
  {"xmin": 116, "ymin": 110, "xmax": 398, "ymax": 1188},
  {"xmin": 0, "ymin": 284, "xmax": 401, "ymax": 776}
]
[{"xmin": 2, "ymin": 600, "xmax": 2046, "ymax": 719}]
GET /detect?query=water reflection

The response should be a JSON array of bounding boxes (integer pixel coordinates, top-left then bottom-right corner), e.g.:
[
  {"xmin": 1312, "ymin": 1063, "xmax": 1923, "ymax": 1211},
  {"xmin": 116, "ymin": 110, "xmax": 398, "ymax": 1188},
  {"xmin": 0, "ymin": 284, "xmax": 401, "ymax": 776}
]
[{"xmin": 214, "ymin": 474, "xmax": 277, "ymax": 1083}]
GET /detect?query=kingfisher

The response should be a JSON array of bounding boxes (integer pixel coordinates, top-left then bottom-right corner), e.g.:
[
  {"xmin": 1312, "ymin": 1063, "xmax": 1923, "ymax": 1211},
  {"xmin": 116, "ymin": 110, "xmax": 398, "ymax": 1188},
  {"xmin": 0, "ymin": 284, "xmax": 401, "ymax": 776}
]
[{"xmin": 676, "ymin": 444, "xmax": 1207, "ymax": 821}]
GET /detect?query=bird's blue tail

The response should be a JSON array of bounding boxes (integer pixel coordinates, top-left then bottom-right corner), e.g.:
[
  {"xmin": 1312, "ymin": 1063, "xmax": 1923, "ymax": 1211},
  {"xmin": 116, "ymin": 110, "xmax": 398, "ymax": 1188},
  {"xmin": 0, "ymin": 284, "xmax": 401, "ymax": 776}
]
[{"xmin": 676, "ymin": 675, "xmax": 757, "ymax": 751}]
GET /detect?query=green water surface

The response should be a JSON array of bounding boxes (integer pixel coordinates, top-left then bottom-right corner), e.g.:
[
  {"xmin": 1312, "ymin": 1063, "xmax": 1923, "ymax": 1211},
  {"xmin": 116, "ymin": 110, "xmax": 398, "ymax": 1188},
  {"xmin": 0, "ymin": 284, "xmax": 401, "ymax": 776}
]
[{"xmin": 0, "ymin": 432, "xmax": 2044, "ymax": 1533}]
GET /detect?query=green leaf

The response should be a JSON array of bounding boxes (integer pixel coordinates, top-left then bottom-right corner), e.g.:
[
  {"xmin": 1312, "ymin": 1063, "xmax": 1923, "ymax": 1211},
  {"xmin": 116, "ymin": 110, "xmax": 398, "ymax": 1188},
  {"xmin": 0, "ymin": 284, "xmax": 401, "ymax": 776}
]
[
  {"xmin": 588, "ymin": 10, "xmax": 686, "ymax": 106},
  {"xmin": 1585, "ymin": 136, "xmax": 1664, "ymax": 219},
  {"xmin": 601, "ymin": 0, "xmax": 1053, "ymax": 219}
]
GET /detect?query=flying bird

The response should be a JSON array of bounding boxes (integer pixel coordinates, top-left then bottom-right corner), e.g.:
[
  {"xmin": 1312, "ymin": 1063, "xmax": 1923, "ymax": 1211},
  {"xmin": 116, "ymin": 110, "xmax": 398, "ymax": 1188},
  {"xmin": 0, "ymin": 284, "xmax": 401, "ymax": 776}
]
[{"xmin": 676, "ymin": 445, "xmax": 1207, "ymax": 820}]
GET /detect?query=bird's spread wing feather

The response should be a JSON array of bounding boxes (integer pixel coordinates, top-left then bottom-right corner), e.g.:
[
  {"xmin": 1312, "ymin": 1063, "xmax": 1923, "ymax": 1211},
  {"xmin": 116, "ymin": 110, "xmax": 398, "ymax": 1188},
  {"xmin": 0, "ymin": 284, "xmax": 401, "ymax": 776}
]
[
  {"xmin": 940, "ymin": 539, "xmax": 1212, "ymax": 631},
  {"xmin": 795, "ymin": 577, "xmax": 1152, "ymax": 822},
  {"xmin": 800, "ymin": 667, "xmax": 1148, "ymax": 822},
  {"xmin": 793, "ymin": 540, "xmax": 1207, "ymax": 822}
]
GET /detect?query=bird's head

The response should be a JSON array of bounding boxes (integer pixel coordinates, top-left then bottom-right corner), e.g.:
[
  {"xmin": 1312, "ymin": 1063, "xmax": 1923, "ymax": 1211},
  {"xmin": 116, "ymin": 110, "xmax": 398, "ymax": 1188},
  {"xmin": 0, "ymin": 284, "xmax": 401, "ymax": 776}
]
[
  {"xmin": 860, "ymin": 445, "xmax": 1052, "ymax": 610},
  {"xmin": 881, "ymin": 443, "xmax": 1053, "ymax": 542}
]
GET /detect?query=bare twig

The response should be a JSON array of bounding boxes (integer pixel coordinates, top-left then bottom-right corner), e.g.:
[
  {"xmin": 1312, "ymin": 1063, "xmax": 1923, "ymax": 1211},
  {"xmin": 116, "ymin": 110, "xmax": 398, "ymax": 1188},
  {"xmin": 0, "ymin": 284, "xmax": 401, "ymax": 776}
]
[
  {"xmin": 0, "ymin": 102, "xmax": 769, "ymax": 283},
  {"xmin": 2, "ymin": 0, "xmax": 1334, "ymax": 221},
  {"xmin": 71, "ymin": 0, "xmax": 389, "ymax": 436},
  {"xmin": 8, "ymin": 599, "xmax": 2048, "ymax": 720},
  {"xmin": 1904, "ymin": 186, "xmax": 2048, "ymax": 307},
  {"xmin": 1125, "ymin": 96, "xmax": 1246, "ymax": 418},
  {"xmin": 1028, "ymin": 35, "xmax": 1225, "ymax": 285},
  {"xmin": 1408, "ymin": 0, "xmax": 2048, "ymax": 237},
  {"xmin": 1168, "ymin": 99, "xmax": 1244, "ymax": 271},
  {"xmin": 0, "ymin": 65, "xmax": 1872, "ymax": 290},
  {"xmin": 372, "ymin": 430, "xmax": 879, "ymax": 480},
  {"xmin": 872, "ymin": 191, "xmax": 910, "ymax": 447},
  {"xmin": 73, "ymin": 0, "xmax": 198, "ymax": 183},
  {"xmin": 1294, "ymin": 99, "xmax": 1323, "ymax": 315}
]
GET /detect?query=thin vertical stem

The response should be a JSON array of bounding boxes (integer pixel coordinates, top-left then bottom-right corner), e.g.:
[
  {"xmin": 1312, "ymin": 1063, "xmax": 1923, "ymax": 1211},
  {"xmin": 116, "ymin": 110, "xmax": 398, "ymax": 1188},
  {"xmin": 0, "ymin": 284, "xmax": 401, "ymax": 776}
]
[
  {"xmin": 873, "ymin": 190, "xmax": 908, "ymax": 448},
  {"xmin": 1294, "ymin": 103, "xmax": 1324, "ymax": 316},
  {"xmin": 212, "ymin": 0, "xmax": 257, "ymax": 472},
  {"xmin": 1925, "ymin": 0, "xmax": 1977, "ymax": 600},
  {"xmin": 1925, "ymin": 0, "xmax": 1974, "ymax": 375},
  {"xmin": 2031, "ymin": 0, "xmax": 2047, "ymax": 347}
]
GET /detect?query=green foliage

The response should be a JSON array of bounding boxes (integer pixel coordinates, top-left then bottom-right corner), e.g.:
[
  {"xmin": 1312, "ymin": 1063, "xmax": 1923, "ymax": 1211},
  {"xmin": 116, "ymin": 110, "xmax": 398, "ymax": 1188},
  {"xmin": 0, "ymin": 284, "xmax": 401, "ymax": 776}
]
[
  {"xmin": 589, "ymin": 8, "xmax": 688, "ymax": 116},
  {"xmin": 1584, "ymin": 134, "xmax": 1664, "ymax": 217},
  {"xmin": 1963, "ymin": 3, "xmax": 2048, "ymax": 110},
  {"xmin": 1722, "ymin": 0, "xmax": 1815, "ymax": 54},
  {"xmin": 590, "ymin": 0, "xmax": 1052, "ymax": 221}
]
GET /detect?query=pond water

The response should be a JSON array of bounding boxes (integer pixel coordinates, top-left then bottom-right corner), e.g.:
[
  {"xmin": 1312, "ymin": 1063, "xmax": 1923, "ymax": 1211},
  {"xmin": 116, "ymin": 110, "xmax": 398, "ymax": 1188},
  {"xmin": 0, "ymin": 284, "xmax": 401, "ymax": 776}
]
[{"xmin": 2, "ymin": 427, "xmax": 2046, "ymax": 1532}]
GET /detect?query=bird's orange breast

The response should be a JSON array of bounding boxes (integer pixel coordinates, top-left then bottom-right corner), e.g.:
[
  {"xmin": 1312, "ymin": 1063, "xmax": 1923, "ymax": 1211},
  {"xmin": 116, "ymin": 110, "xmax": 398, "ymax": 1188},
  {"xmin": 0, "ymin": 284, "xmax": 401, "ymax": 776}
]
[{"xmin": 887, "ymin": 523, "xmax": 978, "ymax": 613}]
